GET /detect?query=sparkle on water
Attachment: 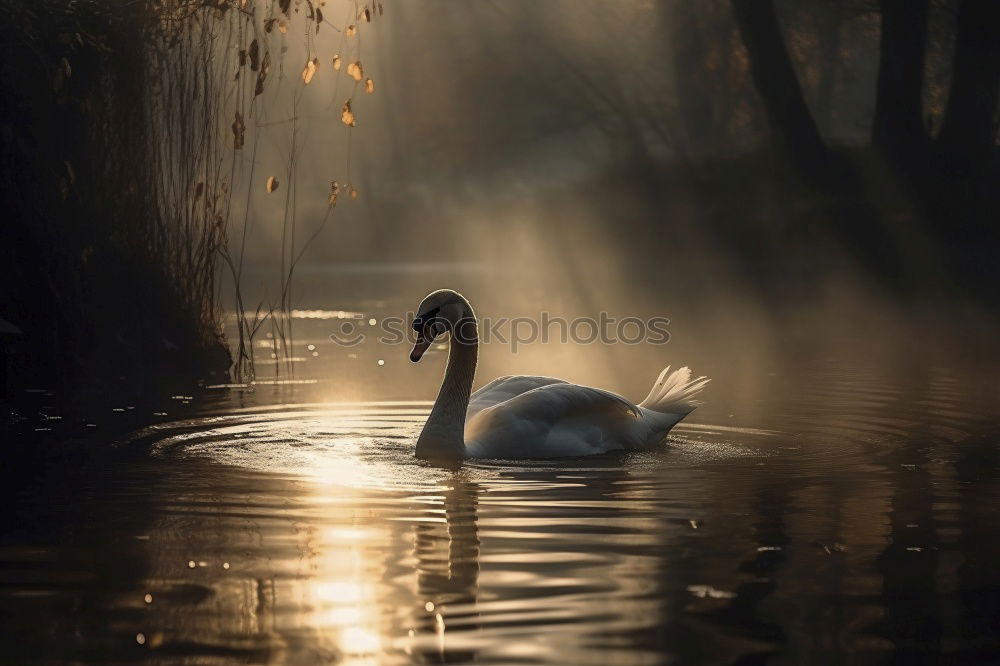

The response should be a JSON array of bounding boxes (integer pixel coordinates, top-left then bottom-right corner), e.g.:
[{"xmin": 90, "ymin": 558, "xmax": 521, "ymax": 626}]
[{"xmin": 2, "ymin": 356, "xmax": 1000, "ymax": 665}]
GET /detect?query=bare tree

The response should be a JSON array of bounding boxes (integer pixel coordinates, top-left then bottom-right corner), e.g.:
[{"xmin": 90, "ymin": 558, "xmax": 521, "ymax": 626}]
[
  {"xmin": 730, "ymin": 0, "xmax": 830, "ymax": 180},
  {"xmin": 937, "ymin": 0, "xmax": 1000, "ymax": 157},
  {"xmin": 872, "ymin": 0, "xmax": 930, "ymax": 157}
]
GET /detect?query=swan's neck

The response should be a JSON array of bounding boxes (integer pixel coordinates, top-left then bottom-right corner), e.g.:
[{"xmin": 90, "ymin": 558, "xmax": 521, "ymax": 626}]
[{"xmin": 416, "ymin": 324, "xmax": 478, "ymax": 461}]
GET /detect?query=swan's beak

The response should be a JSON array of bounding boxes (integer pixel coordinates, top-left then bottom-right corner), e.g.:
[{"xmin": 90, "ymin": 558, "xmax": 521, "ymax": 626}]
[{"xmin": 410, "ymin": 334, "xmax": 431, "ymax": 362}]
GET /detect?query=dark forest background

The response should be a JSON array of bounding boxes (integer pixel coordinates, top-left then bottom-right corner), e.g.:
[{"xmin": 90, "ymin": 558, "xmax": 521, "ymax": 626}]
[{"xmin": 0, "ymin": 0, "xmax": 997, "ymax": 398}]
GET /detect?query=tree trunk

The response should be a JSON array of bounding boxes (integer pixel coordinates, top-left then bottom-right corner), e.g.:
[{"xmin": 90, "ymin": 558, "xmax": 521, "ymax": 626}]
[
  {"xmin": 872, "ymin": 0, "xmax": 929, "ymax": 157},
  {"xmin": 815, "ymin": 2, "xmax": 844, "ymax": 138},
  {"xmin": 937, "ymin": 0, "xmax": 1000, "ymax": 157},
  {"xmin": 730, "ymin": 0, "xmax": 829, "ymax": 180}
]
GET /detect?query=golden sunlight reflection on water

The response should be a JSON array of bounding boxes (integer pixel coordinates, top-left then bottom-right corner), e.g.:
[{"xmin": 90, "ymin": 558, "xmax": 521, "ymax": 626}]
[
  {"xmin": 7, "ymin": 361, "xmax": 1000, "ymax": 665},
  {"xmin": 133, "ymin": 403, "xmax": 763, "ymax": 664}
]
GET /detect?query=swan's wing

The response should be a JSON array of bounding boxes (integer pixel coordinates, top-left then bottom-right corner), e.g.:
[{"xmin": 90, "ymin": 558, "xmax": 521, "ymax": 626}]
[
  {"xmin": 467, "ymin": 375, "xmax": 568, "ymax": 417},
  {"xmin": 465, "ymin": 383, "xmax": 643, "ymax": 458},
  {"xmin": 486, "ymin": 382, "xmax": 641, "ymax": 423}
]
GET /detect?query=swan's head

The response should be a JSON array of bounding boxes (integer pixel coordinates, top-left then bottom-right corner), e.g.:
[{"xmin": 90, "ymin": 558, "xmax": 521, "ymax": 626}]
[{"xmin": 410, "ymin": 289, "xmax": 475, "ymax": 362}]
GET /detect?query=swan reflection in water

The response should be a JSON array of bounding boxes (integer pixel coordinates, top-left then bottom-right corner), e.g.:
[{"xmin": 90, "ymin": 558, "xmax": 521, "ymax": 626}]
[
  {"xmin": 4, "ymin": 357, "xmax": 1000, "ymax": 664},
  {"xmin": 409, "ymin": 476, "xmax": 482, "ymax": 664}
]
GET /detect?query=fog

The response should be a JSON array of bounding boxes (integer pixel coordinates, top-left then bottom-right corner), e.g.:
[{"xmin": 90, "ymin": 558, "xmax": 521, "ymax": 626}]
[{"xmin": 211, "ymin": 0, "xmax": 995, "ymax": 402}]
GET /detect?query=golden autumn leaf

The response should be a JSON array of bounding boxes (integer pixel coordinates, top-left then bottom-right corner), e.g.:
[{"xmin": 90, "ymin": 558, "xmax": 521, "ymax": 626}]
[
  {"xmin": 302, "ymin": 58, "xmax": 318, "ymax": 84},
  {"xmin": 364, "ymin": 78, "xmax": 374, "ymax": 94},
  {"xmin": 347, "ymin": 61, "xmax": 363, "ymax": 81},
  {"xmin": 255, "ymin": 51, "xmax": 271, "ymax": 96},
  {"xmin": 346, "ymin": 24, "xmax": 356, "ymax": 37},
  {"xmin": 278, "ymin": 20, "xmax": 287, "ymax": 34},
  {"xmin": 341, "ymin": 99, "xmax": 355, "ymax": 127},
  {"xmin": 332, "ymin": 54, "xmax": 341, "ymax": 71},
  {"xmin": 266, "ymin": 176, "xmax": 279, "ymax": 193},
  {"xmin": 232, "ymin": 111, "xmax": 245, "ymax": 149},
  {"xmin": 349, "ymin": 187, "xmax": 358, "ymax": 199},
  {"xmin": 249, "ymin": 39, "xmax": 260, "ymax": 70}
]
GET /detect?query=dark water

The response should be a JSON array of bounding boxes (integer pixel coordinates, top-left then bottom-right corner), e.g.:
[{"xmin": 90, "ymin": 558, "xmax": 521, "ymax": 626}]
[{"xmin": 3, "ymin": 318, "xmax": 1000, "ymax": 664}]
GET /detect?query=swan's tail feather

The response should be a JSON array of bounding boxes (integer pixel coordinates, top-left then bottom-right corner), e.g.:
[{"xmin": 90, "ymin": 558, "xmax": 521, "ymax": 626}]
[{"xmin": 639, "ymin": 366, "xmax": 710, "ymax": 414}]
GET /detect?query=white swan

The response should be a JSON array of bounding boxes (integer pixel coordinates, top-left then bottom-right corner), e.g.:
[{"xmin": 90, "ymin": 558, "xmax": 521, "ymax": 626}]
[{"xmin": 409, "ymin": 289, "xmax": 709, "ymax": 461}]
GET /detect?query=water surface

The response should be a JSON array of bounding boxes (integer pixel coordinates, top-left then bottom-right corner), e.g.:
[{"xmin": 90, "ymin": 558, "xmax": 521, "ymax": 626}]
[{"xmin": 3, "ymin": 357, "xmax": 1000, "ymax": 664}]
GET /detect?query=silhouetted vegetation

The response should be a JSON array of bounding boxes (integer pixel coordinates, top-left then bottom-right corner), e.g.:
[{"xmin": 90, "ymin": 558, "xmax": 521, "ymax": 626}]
[
  {"xmin": 0, "ymin": 0, "xmax": 381, "ymax": 397},
  {"xmin": 0, "ymin": 0, "xmax": 231, "ymax": 395}
]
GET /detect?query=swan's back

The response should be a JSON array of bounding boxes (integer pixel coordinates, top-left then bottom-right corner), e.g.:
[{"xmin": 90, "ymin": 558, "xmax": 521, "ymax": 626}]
[
  {"xmin": 465, "ymin": 381, "xmax": 661, "ymax": 459},
  {"xmin": 461, "ymin": 367, "xmax": 708, "ymax": 459},
  {"xmin": 467, "ymin": 375, "xmax": 568, "ymax": 417}
]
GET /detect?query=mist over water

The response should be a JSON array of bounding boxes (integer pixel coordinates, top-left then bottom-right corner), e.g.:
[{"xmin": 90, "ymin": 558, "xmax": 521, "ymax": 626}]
[{"xmin": 227, "ymin": 0, "xmax": 997, "ymax": 383}]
